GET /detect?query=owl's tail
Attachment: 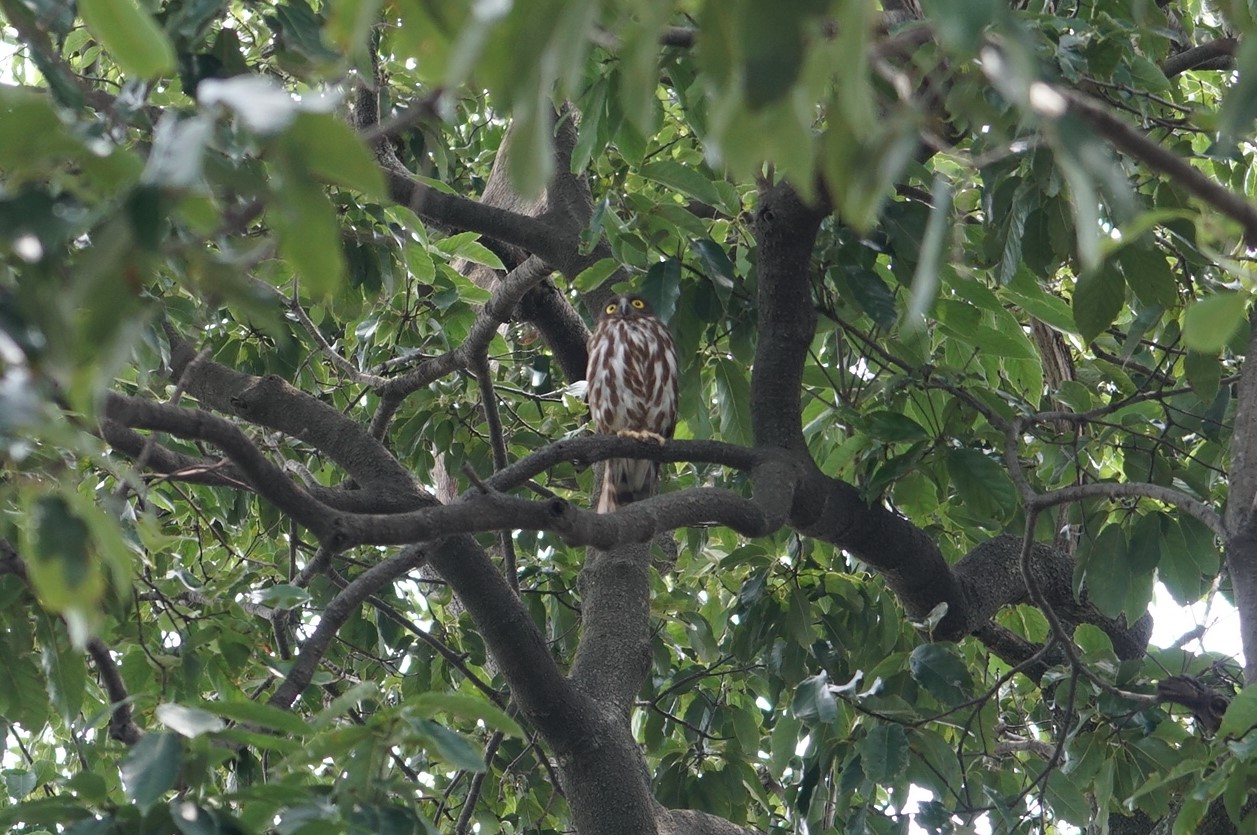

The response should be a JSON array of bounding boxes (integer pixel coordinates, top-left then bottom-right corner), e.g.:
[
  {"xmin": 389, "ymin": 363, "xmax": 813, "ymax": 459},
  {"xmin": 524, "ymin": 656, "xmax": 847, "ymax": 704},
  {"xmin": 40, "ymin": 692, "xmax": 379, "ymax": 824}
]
[{"xmin": 597, "ymin": 458, "xmax": 660, "ymax": 513}]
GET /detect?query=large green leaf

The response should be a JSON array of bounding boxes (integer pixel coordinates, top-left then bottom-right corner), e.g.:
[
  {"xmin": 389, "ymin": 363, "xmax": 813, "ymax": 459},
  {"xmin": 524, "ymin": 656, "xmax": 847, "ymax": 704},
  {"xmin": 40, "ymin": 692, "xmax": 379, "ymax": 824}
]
[
  {"xmin": 1183, "ymin": 292, "xmax": 1247, "ymax": 353},
  {"xmin": 1073, "ymin": 263, "xmax": 1126, "ymax": 344},
  {"xmin": 909, "ymin": 643, "xmax": 973, "ymax": 706},
  {"xmin": 267, "ymin": 149, "xmax": 347, "ymax": 297},
  {"xmin": 78, "ymin": 0, "xmax": 177, "ymax": 78},
  {"xmin": 945, "ymin": 449, "xmax": 1016, "ymax": 523},
  {"xmin": 860, "ymin": 724, "xmax": 909, "ymax": 783},
  {"xmin": 120, "ymin": 733, "xmax": 182, "ymax": 811}
]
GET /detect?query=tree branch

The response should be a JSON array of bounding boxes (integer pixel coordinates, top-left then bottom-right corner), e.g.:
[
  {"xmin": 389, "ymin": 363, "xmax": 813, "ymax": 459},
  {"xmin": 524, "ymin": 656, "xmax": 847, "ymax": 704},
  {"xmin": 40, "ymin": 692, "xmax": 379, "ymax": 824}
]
[
  {"xmin": 1057, "ymin": 86, "xmax": 1257, "ymax": 244},
  {"xmin": 1161, "ymin": 38, "xmax": 1238, "ymax": 78},
  {"xmin": 1031, "ymin": 480, "xmax": 1225, "ymax": 540},
  {"xmin": 163, "ymin": 325, "xmax": 425, "ymax": 507}
]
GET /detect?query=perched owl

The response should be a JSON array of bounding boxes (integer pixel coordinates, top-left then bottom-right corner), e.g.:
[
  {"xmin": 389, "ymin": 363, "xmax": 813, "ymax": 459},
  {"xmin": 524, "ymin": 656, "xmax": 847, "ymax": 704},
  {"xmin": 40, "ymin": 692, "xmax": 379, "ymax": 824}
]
[{"xmin": 585, "ymin": 294, "xmax": 679, "ymax": 512}]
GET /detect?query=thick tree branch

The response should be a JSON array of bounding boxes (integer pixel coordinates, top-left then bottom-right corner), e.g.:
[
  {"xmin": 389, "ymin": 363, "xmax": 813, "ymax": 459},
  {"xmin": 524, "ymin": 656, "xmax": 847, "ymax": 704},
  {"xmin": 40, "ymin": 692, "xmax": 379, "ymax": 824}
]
[
  {"xmin": 99, "ymin": 419, "xmax": 251, "ymax": 489},
  {"xmin": 749, "ymin": 182, "xmax": 829, "ymax": 453},
  {"xmin": 1227, "ymin": 312, "xmax": 1257, "ymax": 684},
  {"xmin": 102, "ymin": 393, "xmax": 342, "ymax": 538},
  {"xmin": 381, "ymin": 160, "xmax": 581, "ymax": 272},
  {"xmin": 1161, "ymin": 38, "xmax": 1238, "ymax": 78},
  {"xmin": 164, "ymin": 326, "xmax": 425, "ymax": 507},
  {"xmin": 484, "ymin": 436, "xmax": 761, "ymax": 493},
  {"xmin": 568, "ymin": 542, "xmax": 653, "ymax": 712}
]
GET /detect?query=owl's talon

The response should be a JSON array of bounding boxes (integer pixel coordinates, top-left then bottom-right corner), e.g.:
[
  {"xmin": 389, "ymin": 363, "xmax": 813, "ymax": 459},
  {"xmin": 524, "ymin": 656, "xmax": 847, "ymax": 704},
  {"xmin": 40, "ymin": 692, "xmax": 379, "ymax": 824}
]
[{"xmin": 616, "ymin": 429, "xmax": 667, "ymax": 444}]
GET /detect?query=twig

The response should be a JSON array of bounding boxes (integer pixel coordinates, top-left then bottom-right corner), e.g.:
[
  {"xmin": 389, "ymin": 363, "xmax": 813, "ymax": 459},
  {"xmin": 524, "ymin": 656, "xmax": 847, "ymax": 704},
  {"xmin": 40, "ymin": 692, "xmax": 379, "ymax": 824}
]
[
  {"xmin": 471, "ymin": 354, "xmax": 520, "ymax": 595},
  {"xmin": 454, "ymin": 730, "xmax": 505, "ymax": 835}
]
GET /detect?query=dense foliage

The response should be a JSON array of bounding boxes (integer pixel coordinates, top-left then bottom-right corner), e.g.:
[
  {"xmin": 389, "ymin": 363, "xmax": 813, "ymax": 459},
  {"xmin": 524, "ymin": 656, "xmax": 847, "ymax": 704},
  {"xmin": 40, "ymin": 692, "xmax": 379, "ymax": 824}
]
[{"xmin": 1, "ymin": 0, "xmax": 1256, "ymax": 833}]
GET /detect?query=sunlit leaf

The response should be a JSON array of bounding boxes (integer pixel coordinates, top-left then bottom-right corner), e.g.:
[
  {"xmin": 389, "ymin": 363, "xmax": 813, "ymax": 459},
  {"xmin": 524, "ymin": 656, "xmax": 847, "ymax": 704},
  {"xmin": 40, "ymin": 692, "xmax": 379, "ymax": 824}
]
[{"xmin": 1183, "ymin": 292, "xmax": 1247, "ymax": 353}]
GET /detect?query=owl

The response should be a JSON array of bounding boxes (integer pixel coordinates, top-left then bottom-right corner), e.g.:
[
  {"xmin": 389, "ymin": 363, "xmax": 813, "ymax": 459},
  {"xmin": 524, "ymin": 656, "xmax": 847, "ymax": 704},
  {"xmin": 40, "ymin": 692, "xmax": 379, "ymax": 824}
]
[{"xmin": 585, "ymin": 294, "xmax": 680, "ymax": 513}]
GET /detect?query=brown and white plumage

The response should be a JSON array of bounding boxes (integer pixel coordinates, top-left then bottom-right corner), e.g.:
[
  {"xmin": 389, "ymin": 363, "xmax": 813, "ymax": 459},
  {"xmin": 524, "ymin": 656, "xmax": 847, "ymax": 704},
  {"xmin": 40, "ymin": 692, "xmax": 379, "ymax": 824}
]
[{"xmin": 585, "ymin": 294, "xmax": 679, "ymax": 513}]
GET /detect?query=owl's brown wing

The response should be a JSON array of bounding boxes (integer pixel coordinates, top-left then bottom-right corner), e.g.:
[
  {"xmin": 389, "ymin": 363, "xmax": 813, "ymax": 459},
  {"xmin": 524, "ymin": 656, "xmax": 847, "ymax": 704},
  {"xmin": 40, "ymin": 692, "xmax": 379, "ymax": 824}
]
[{"xmin": 586, "ymin": 314, "xmax": 678, "ymax": 512}]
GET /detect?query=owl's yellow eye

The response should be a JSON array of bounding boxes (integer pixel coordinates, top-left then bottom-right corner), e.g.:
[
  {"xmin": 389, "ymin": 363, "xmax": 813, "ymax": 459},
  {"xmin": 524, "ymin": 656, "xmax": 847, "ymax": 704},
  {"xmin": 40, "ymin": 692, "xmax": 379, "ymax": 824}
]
[
  {"xmin": 631, "ymin": 298, "xmax": 646, "ymax": 309},
  {"xmin": 605, "ymin": 303, "xmax": 617, "ymax": 315}
]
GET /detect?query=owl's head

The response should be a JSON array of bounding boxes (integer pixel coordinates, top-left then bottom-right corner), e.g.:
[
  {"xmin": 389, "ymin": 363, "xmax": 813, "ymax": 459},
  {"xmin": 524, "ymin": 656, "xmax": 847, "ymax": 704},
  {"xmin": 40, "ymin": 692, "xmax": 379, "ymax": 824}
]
[{"xmin": 601, "ymin": 294, "xmax": 654, "ymax": 320}]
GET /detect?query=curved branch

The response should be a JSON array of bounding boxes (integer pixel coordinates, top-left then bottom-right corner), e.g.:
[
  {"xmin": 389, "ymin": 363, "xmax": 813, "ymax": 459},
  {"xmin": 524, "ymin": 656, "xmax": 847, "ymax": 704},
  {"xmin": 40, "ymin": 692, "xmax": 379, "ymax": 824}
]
[
  {"xmin": 484, "ymin": 435, "xmax": 761, "ymax": 493},
  {"xmin": 164, "ymin": 326, "xmax": 424, "ymax": 505},
  {"xmin": 269, "ymin": 545, "xmax": 427, "ymax": 708},
  {"xmin": 1161, "ymin": 38, "xmax": 1238, "ymax": 78},
  {"xmin": 382, "ymin": 159, "xmax": 580, "ymax": 271},
  {"xmin": 328, "ymin": 486, "xmax": 777, "ymax": 551},
  {"xmin": 1031, "ymin": 481, "xmax": 1225, "ymax": 539},
  {"xmin": 102, "ymin": 393, "xmax": 342, "ymax": 538},
  {"xmin": 376, "ymin": 255, "xmax": 552, "ymax": 400}
]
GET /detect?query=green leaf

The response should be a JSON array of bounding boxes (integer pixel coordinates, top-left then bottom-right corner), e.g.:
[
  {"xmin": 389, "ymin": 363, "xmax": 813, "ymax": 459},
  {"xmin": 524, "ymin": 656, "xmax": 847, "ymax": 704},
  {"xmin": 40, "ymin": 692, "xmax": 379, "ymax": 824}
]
[
  {"xmin": 324, "ymin": 0, "xmax": 383, "ymax": 56},
  {"xmin": 945, "ymin": 449, "xmax": 1016, "ymax": 522},
  {"xmin": 640, "ymin": 259, "xmax": 682, "ymax": 322},
  {"xmin": 906, "ymin": 175, "xmax": 952, "ymax": 328},
  {"xmin": 967, "ymin": 324, "xmax": 1036, "ymax": 359},
  {"xmin": 1218, "ymin": 38, "xmax": 1257, "ymax": 146},
  {"xmin": 407, "ymin": 718, "xmax": 486, "ymax": 771},
  {"xmin": 638, "ymin": 160, "xmax": 721, "ymax": 207},
  {"xmin": 920, "ymin": 0, "xmax": 998, "ymax": 55},
  {"xmin": 1002, "ymin": 268, "xmax": 1077, "ymax": 334},
  {"xmin": 268, "ymin": 149, "xmax": 347, "ymax": 297},
  {"xmin": 78, "ymin": 0, "xmax": 177, "ymax": 79},
  {"xmin": 434, "ymin": 231, "xmax": 506, "ymax": 269},
  {"xmin": 1117, "ymin": 245, "xmax": 1178, "ymax": 309},
  {"xmin": 791, "ymin": 672, "xmax": 838, "ymax": 724},
  {"xmin": 1184, "ymin": 350, "xmax": 1222, "ymax": 402},
  {"xmin": 281, "ymin": 112, "xmax": 386, "ymax": 199},
  {"xmin": 1127, "ymin": 512, "xmax": 1163, "ymax": 573},
  {"xmin": 841, "ymin": 268, "xmax": 899, "ymax": 329},
  {"xmin": 411, "ymin": 692, "xmax": 525, "ymax": 738},
  {"xmin": 156, "ymin": 703, "xmax": 227, "ymax": 738},
  {"xmin": 860, "ymin": 723, "xmax": 909, "ymax": 782},
  {"xmin": 1218, "ymin": 685, "xmax": 1257, "ymax": 739},
  {"xmin": 1073, "ymin": 263, "xmax": 1125, "ymax": 344},
  {"xmin": 691, "ymin": 239, "xmax": 736, "ymax": 289},
  {"xmin": 120, "ymin": 732, "xmax": 182, "ymax": 811},
  {"xmin": 1159, "ymin": 516, "xmax": 1222, "ymax": 605},
  {"xmin": 714, "ymin": 357, "xmax": 752, "ymax": 446},
  {"xmin": 909, "ymin": 643, "xmax": 973, "ymax": 706},
  {"xmin": 38, "ymin": 622, "xmax": 86, "ymax": 723},
  {"xmin": 571, "ymin": 258, "xmax": 620, "ymax": 292},
  {"xmin": 738, "ymin": 1, "xmax": 805, "ymax": 109},
  {"xmin": 1045, "ymin": 769, "xmax": 1091, "ymax": 825},
  {"xmin": 251, "ymin": 583, "xmax": 312, "ymax": 608},
  {"xmin": 863, "ymin": 411, "xmax": 928, "ymax": 443},
  {"xmin": 3, "ymin": 769, "xmax": 37, "ymax": 801},
  {"xmin": 22, "ymin": 493, "xmax": 106, "ymax": 615},
  {"xmin": 197, "ymin": 699, "xmax": 313, "ymax": 736},
  {"xmin": 1080, "ymin": 524, "xmax": 1128, "ymax": 618},
  {"xmin": 768, "ymin": 712, "xmax": 802, "ymax": 779},
  {"xmin": 1183, "ymin": 292, "xmax": 1247, "ymax": 353}
]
